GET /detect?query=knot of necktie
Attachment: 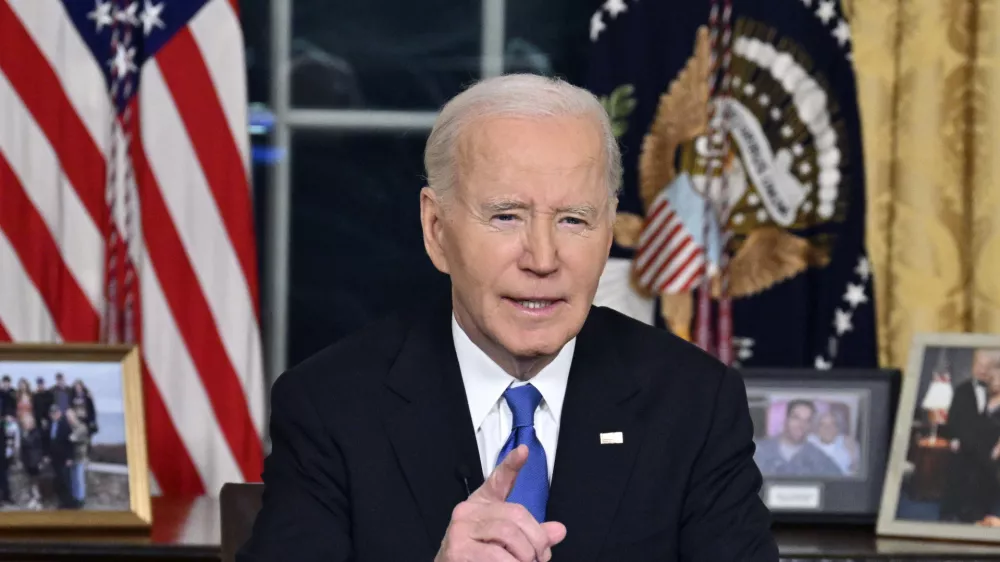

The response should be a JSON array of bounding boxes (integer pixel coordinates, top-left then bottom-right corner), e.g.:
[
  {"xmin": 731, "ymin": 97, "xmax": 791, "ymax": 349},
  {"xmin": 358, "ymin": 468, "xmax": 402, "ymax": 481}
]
[{"xmin": 503, "ymin": 384, "xmax": 543, "ymax": 428}]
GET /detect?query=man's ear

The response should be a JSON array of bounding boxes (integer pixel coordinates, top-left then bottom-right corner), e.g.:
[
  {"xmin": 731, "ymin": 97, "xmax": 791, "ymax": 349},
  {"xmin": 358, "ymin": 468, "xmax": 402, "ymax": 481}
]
[{"xmin": 420, "ymin": 186, "xmax": 450, "ymax": 274}]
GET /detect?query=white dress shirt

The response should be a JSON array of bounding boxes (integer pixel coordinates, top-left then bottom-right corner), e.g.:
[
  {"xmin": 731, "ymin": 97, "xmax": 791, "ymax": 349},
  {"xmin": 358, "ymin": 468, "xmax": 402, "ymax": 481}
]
[{"xmin": 452, "ymin": 314, "xmax": 575, "ymax": 482}]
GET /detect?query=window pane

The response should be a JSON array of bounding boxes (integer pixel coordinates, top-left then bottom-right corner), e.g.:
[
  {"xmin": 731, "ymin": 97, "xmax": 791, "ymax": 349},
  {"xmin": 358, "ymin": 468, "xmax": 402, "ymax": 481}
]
[
  {"xmin": 291, "ymin": 0, "xmax": 481, "ymax": 110},
  {"xmin": 240, "ymin": 0, "xmax": 271, "ymax": 105},
  {"xmin": 504, "ymin": 0, "xmax": 593, "ymax": 84},
  {"xmin": 287, "ymin": 131, "xmax": 449, "ymax": 364}
]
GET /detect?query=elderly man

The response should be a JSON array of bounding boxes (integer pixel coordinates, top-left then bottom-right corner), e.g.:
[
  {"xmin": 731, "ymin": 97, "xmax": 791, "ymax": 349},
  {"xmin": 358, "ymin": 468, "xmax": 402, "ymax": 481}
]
[
  {"xmin": 940, "ymin": 349, "xmax": 1000, "ymax": 522},
  {"xmin": 238, "ymin": 74, "xmax": 777, "ymax": 562}
]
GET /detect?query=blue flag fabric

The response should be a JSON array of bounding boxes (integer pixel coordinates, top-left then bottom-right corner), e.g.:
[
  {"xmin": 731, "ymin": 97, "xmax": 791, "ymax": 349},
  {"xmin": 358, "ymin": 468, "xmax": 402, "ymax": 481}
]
[{"xmin": 586, "ymin": 0, "xmax": 877, "ymax": 369}]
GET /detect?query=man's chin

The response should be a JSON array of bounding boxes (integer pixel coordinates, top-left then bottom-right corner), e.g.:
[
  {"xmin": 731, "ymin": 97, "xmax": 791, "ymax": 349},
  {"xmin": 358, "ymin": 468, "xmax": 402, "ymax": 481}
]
[{"xmin": 499, "ymin": 336, "xmax": 567, "ymax": 359}]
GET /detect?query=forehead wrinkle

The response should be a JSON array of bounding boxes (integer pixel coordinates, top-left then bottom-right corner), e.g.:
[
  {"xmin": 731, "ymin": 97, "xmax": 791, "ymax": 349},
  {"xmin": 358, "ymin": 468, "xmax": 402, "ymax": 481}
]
[{"xmin": 461, "ymin": 117, "xmax": 602, "ymax": 178}]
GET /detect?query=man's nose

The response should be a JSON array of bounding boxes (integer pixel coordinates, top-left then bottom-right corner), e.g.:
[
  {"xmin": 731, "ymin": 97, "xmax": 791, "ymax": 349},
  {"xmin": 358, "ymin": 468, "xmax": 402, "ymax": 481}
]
[{"xmin": 519, "ymin": 218, "xmax": 558, "ymax": 275}]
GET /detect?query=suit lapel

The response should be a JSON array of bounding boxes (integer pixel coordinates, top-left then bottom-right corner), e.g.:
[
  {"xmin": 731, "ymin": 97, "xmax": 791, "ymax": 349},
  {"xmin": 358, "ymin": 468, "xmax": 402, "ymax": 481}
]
[
  {"xmin": 382, "ymin": 306, "xmax": 485, "ymax": 548},
  {"xmin": 546, "ymin": 310, "xmax": 643, "ymax": 562}
]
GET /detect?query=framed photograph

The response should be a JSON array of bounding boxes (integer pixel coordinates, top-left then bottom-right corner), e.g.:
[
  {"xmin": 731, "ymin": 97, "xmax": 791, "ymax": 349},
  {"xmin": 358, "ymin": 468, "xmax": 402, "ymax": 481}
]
[
  {"xmin": 878, "ymin": 333, "xmax": 1000, "ymax": 543},
  {"xmin": 742, "ymin": 368, "xmax": 900, "ymax": 524},
  {"xmin": 0, "ymin": 343, "xmax": 150, "ymax": 530}
]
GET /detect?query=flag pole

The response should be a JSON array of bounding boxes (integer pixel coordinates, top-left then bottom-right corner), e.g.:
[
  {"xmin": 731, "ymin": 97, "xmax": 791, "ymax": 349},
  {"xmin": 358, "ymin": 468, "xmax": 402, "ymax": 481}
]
[{"xmin": 698, "ymin": 0, "xmax": 735, "ymax": 365}]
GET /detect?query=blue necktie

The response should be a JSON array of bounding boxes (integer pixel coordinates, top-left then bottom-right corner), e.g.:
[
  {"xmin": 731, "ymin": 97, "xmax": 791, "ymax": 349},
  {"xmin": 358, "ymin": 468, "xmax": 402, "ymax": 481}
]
[{"xmin": 495, "ymin": 383, "xmax": 548, "ymax": 522}]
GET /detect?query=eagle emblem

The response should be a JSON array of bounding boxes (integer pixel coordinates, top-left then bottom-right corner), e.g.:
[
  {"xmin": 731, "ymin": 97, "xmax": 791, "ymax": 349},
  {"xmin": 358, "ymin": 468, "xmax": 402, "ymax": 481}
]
[{"xmin": 610, "ymin": 22, "xmax": 848, "ymax": 340}]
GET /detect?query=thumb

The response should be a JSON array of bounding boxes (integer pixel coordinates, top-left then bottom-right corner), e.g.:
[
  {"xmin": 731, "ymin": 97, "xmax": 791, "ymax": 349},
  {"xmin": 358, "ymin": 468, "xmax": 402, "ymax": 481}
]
[
  {"xmin": 541, "ymin": 521, "xmax": 567, "ymax": 546},
  {"xmin": 473, "ymin": 444, "xmax": 528, "ymax": 503}
]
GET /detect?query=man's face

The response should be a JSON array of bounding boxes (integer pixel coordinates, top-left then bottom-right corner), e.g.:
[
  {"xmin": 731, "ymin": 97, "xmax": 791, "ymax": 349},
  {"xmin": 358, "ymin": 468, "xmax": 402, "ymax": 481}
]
[
  {"xmin": 973, "ymin": 350, "xmax": 1000, "ymax": 382},
  {"xmin": 422, "ymin": 115, "xmax": 614, "ymax": 360},
  {"xmin": 784, "ymin": 404, "xmax": 814, "ymax": 443},
  {"xmin": 0, "ymin": 380, "xmax": 8, "ymax": 390},
  {"xmin": 817, "ymin": 413, "xmax": 839, "ymax": 443}
]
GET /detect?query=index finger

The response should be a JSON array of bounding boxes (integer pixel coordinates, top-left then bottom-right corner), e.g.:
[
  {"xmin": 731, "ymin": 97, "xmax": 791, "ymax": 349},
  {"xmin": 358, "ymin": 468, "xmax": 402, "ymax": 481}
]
[{"xmin": 473, "ymin": 444, "xmax": 528, "ymax": 503}]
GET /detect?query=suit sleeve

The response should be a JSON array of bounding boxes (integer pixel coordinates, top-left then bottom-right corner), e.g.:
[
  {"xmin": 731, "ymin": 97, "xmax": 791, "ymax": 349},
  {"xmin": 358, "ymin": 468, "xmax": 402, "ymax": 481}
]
[
  {"xmin": 236, "ymin": 371, "xmax": 353, "ymax": 562},
  {"xmin": 946, "ymin": 387, "xmax": 1000, "ymax": 463},
  {"xmin": 678, "ymin": 367, "xmax": 779, "ymax": 562}
]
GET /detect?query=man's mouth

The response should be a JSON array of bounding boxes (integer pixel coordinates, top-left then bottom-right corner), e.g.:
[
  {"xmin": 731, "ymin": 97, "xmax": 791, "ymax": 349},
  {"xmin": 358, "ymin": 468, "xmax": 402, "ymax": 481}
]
[
  {"xmin": 514, "ymin": 299, "xmax": 554, "ymax": 309},
  {"xmin": 503, "ymin": 297, "xmax": 564, "ymax": 313}
]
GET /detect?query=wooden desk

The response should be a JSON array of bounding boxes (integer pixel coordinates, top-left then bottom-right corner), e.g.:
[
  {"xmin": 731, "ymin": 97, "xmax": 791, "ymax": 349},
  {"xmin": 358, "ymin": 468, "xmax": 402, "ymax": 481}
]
[
  {"xmin": 3, "ymin": 499, "xmax": 1000, "ymax": 561},
  {"xmin": 774, "ymin": 524, "xmax": 1000, "ymax": 560},
  {"xmin": 0, "ymin": 496, "xmax": 220, "ymax": 561}
]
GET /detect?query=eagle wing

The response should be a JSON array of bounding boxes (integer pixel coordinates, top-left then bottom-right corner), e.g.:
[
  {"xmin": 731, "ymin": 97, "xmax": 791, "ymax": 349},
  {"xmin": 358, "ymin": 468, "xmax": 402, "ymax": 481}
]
[
  {"xmin": 638, "ymin": 26, "xmax": 712, "ymax": 213},
  {"xmin": 726, "ymin": 227, "xmax": 830, "ymax": 298}
]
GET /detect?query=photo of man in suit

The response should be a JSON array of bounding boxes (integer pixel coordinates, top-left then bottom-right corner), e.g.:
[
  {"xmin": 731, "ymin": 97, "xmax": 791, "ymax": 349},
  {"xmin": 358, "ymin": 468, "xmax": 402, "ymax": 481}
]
[
  {"xmin": 939, "ymin": 349, "xmax": 1000, "ymax": 522},
  {"xmin": 238, "ymin": 74, "xmax": 778, "ymax": 562}
]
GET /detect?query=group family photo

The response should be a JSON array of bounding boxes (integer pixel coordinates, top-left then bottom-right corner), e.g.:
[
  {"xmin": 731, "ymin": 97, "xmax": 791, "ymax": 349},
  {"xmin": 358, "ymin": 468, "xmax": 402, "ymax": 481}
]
[{"xmin": 0, "ymin": 360, "xmax": 129, "ymax": 512}]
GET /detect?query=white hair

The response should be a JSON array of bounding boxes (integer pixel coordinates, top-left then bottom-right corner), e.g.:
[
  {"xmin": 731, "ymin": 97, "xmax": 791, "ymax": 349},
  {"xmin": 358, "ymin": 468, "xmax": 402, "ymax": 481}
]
[{"xmin": 423, "ymin": 73, "xmax": 622, "ymax": 202}]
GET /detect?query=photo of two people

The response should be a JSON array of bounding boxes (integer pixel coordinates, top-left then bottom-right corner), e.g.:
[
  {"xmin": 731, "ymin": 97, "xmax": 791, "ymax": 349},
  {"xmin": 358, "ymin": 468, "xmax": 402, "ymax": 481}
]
[{"xmin": 749, "ymin": 391, "xmax": 866, "ymax": 479}]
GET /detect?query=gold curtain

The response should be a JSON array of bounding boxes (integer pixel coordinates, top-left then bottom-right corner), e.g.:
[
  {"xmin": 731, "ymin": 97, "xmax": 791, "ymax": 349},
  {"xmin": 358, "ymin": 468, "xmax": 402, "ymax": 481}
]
[{"xmin": 848, "ymin": 0, "xmax": 1000, "ymax": 369}]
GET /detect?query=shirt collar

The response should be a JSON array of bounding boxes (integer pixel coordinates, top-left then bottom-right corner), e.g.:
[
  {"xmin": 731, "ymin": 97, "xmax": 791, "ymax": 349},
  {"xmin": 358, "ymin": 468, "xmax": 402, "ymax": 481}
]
[{"xmin": 452, "ymin": 313, "xmax": 575, "ymax": 432}]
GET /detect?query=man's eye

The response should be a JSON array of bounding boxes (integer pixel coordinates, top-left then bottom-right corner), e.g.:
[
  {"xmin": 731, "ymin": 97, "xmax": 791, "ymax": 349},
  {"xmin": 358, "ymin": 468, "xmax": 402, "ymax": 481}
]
[
  {"xmin": 562, "ymin": 217, "xmax": 586, "ymax": 226},
  {"xmin": 494, "ymin": 214, "xmax": 517, "ymax": 222}
]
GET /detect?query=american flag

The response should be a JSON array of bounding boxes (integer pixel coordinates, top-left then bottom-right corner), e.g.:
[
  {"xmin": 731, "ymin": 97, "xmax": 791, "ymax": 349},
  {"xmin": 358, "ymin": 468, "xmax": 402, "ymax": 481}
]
[
  {"xmin": 633, "ymin": 192, "xmax": 708, "ymax": 295},
  {"xmin": 632, "ymin": 179, "xmax": 718, "ymax": 296},
  {"xmin": 0, "ymin": 0, "xmax": 265, "ymax": 496}
]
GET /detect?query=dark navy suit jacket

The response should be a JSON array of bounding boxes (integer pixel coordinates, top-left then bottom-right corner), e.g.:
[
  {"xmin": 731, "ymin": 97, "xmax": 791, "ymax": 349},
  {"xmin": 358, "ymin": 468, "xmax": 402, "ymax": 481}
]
[{"xmin": 238, "ymin": 303, "xmax": 778, "ymax": 561}]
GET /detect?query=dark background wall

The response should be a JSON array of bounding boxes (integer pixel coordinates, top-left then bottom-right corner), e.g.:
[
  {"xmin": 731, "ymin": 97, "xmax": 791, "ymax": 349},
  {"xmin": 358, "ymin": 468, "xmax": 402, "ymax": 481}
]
[{"xmin": 239, "ymin": 0, "xmax": 595, "ymax": 368}]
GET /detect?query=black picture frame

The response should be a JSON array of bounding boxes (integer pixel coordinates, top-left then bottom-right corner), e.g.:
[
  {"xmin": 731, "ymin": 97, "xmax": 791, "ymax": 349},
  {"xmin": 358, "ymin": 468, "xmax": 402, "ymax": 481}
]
[{"xmin": 740, "ymin": 367, "xmax": 901, "ymax": 525}]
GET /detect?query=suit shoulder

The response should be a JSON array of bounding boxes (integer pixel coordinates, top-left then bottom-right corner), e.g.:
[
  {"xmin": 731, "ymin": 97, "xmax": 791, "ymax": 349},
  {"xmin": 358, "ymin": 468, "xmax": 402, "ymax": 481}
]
[
  {"xmin": 590, "ymin": 305, "xmax": 730, "ymax": 386},
  {"xmin": 275, "ymin": 313, "xmax": 409, "ymax": 394}
]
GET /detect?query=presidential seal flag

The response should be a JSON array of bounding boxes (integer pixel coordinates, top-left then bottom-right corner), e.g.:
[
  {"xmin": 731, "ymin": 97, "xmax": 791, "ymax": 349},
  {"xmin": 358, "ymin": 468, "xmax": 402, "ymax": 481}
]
[{"xmin": 587, "ymin": 0, "xmax": 877, "ymax": 369}]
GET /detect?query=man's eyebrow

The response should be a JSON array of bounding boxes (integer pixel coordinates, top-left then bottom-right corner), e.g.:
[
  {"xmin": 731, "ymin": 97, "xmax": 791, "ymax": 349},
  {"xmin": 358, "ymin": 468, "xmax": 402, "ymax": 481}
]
[
  {"xmin": 557, "ymin": 204, "xmax": 598, "ymax": 216},
  {"xmin": 481, "ymin": 198, "xmax": 530, "ymax": 213},
  {"xmin": 479, "ymin": 199, "xmax": 600, "ymax": 216}
]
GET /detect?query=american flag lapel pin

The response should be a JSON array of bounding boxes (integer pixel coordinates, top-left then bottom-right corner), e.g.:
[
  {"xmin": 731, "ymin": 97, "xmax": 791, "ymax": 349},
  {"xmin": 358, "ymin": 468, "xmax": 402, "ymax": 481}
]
[{"xmin": 599, "ymin": 432, "xmax": 624, "ymax": 445}]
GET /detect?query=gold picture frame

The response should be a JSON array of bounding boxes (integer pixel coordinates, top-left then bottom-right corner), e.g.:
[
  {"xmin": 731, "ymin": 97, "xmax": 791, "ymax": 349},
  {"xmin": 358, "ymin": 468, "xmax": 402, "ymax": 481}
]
[
  {"xmin": 877, "ymin": 332, "xmax": 1000, "ymax": 543},
  {"xmin": 0, "ymin": 343, "xmax": 150, "ymax": 530}
]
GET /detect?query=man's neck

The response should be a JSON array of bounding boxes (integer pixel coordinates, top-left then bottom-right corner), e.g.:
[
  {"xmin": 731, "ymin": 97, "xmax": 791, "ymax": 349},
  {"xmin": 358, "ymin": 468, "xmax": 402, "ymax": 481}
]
[
  {"xmin": 779, "ymin": 436, "xmax": 804, "ymax": 448},
  {"xmin": 453, "ymin": 307, "xmax": 558, "ymax": 381}
]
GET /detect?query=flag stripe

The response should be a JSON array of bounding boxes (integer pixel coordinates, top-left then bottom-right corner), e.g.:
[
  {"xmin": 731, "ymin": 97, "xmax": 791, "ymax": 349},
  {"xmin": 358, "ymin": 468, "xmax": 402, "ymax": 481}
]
[
  {"xmin": 6, "ymin": 0, "xmax": 111, "ymax": 157},
  {"xmin": 155, "ymin": 30, "xmax": 260, "ymax": 318},
  {"xmin": 0, "ymin": 319, "xmax": 10, "ymax": 342},
  {"xmin": 635, "ymin": 212, "xmax": 678, "ymax": 271},
  {"xmin": 662, "ymin": 250, "xmax": 703, "ymax": 293},
  {"xmin": 636, "ymin": 199, "xmax": 669, "ymax": 251},
  {"xmin": 0, "ymin": 72, "xmax": 104, "ymax": 312},
  {"xmin": 0, "ymin": 1, "xmax": 106, "ymax": 227},
  {"xmin": 0, "ymin": 152, "xmax": 99, "ymax": 341},
  {"xmin": 140, "ymin": 62, "xmax": 266, "ymax": 436},
  {"xmin": 643, "ymin": 233, "xmax": 694, "ymax": 289},
  {"xmin": 133, "ymin": 282, "xmax": 206, "ymax": 496},
  {"xmin": 671, "ymin": 260, "xmax": 706, "ymax": 293},
  {"xmin": 636, "ymin": 220, "xmax": 684, "ymax": 278},
  {"xmin": 187, "ymin": 0, "xmax": 251, "ymax": 176},
  {"xmin": 140, "ymin": 255, "xmax": 244, "ymax": 493},
  {"xmin": 660, "ymin": 246, "xmax": 702, "ymax": 292},
  {"xmin": 141, "ymin": 362, "xmax": 206, "ymax": 496},
  {"xmin": 105, "ymin": 138, "xmax": 211, "ymax": 498},
  {"xmin": 637, "ymin": 222, "xmax": 683, "ymax": 282},
  {"xmin": 0, "ymin": 228, "xmax": 60, "ymax": 342},
  {"xmin": 131, "ymin": 115, "xmax": 262, "ymax": 483}
]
